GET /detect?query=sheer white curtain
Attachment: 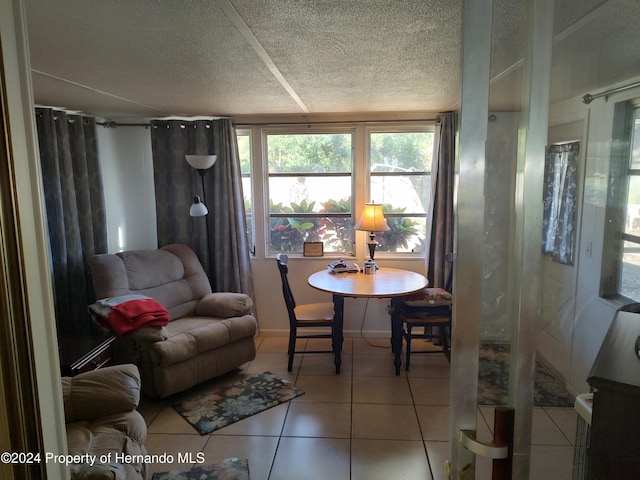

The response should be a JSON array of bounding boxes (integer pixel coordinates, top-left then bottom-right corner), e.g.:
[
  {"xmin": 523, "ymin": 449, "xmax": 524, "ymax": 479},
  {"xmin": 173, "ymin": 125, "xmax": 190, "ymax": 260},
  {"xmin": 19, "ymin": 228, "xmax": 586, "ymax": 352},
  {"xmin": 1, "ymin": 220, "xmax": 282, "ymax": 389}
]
[{"xmin": 542, "ymin": 141, "xmax": 580, "ymax": 265}]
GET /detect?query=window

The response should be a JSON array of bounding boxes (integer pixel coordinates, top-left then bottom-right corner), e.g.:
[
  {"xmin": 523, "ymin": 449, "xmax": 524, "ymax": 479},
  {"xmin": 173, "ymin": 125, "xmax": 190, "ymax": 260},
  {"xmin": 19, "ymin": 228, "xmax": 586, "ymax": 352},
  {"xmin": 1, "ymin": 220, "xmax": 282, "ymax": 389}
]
[
  {"xmin": 266, "ymin": 130, "xmax": 354, "ymax": 254},
  {"xmin": 236, "ymin": 130, "xmax": 253, "ymax": 254},
  {"xmin": 619, "ymin": 107, "xmax": 640, "ymax": 299},
  {"xmin": 260, "ymin": 123, "xmax": 436, "ymax": 256},
  {"xmin": 602, "ymin": 102, "xmax": 640, "ymax": 300},
  {"xmin": 368, "ymin": 129, "xmax": 434, "ymax": 253}
]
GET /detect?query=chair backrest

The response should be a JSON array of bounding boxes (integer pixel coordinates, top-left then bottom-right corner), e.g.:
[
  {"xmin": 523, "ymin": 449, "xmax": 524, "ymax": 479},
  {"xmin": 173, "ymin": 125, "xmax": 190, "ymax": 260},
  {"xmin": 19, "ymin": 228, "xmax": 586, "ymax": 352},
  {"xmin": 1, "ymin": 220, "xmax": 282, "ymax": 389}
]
[{"xmin": 276, "ymin": 254, "xmax": 297, "ymax": 324}]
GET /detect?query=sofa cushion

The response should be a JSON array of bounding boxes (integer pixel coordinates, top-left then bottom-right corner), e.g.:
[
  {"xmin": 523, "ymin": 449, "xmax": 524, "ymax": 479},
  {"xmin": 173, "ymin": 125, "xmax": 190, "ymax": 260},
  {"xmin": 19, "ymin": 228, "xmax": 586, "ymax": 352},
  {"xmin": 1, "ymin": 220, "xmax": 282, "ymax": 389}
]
[
  {"xmin": 90, "ymin": 244, "xmax": 213, "ymax": 321},
  {"xmin": 148, "ymin": 316, "xmax": 257, "ymax": 366},
  {"xmin": 402, "ymin": 287, "xmax": 452, "ymax": 307}
]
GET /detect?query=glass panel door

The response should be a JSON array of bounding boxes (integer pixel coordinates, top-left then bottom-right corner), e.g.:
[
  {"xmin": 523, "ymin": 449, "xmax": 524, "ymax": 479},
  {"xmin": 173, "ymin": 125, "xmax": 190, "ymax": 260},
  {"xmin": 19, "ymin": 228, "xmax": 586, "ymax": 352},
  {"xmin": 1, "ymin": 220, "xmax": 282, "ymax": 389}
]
[{"xmin": 449, "ymin": 1, "xmax": 554, "ymax": 478}]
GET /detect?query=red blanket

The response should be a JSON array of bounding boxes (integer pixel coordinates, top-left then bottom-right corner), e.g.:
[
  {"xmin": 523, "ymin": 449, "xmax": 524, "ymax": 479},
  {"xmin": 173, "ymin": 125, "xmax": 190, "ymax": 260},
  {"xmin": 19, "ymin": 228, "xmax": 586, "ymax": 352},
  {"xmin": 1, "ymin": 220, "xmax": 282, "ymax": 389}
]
[{"xmin": 90, "ymin": 296, "xmax": 170, "ymax": 336}]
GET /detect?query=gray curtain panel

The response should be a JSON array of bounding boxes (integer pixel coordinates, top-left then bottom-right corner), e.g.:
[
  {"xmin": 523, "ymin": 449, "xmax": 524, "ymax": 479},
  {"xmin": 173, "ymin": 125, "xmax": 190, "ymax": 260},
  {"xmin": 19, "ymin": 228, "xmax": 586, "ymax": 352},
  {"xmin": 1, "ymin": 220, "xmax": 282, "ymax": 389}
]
[
  {"xmin": 542, "ymin": 141, "xmax": 580, "ymax": 265},
  {"xmin": 150, "ymin": 119, "xmax": 254, "ymax": 299},
  {"xmin": 35, "ymin": 108, "xmax": 107, "ymax": 336},
  {"xmin": 425, "ymin": 111, "xmax": 457, "ymax": 287}
]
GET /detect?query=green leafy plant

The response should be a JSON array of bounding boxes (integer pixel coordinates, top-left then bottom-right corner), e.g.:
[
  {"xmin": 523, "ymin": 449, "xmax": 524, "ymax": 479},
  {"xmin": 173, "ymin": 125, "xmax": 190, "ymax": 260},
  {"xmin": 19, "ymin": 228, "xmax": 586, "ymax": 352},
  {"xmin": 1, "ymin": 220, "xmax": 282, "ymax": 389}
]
[
  {"xmin": 269, "ymin": 199, "xmax": 318, "ymax": 252},
  {"xmin": 318, "ymin": 198, "xmax": 354, "ymax": 252},
  {"xmin": 376, "ymin": 205, "xmax": 419, "ymax": 252},
  {"xmin": 269, "ymin": 199, "xmax": 419, "ymax": 254}
]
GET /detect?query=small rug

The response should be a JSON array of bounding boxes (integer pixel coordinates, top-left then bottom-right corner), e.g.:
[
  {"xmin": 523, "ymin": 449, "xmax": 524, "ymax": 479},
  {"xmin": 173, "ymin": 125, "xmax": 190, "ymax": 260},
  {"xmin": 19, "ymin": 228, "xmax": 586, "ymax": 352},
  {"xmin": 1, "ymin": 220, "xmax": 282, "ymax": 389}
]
[
  {"xmin": 173, "ymin": 372, "xmax": 304, "ymax": 435},
  {"xmin": 152, "ymin": 457, "xmax": 249, "ymax": 480},
  {"xmin": 478, "ymin": 343, "xmax": 575, "ymax": 407}
]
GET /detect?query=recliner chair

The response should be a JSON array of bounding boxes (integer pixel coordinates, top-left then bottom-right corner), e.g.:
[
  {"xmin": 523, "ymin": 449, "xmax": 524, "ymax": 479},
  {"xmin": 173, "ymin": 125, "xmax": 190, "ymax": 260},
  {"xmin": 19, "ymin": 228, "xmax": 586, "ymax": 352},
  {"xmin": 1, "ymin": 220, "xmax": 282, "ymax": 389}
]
[
  {"xmin": 63, "ymin": 364, "xmax": 148, "ymax": 479},
  {"xmin": 89, "ymin": 244, "xmax": 257, "ymax": 398}
]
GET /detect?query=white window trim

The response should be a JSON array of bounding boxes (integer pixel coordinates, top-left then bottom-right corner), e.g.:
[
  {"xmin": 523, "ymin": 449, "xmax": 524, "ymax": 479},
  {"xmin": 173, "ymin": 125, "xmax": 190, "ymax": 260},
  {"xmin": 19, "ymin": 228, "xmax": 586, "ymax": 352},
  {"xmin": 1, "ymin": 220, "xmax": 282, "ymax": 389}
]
[
  {"xmin": 364, "ymin": 122, "xmax": 436, "ymax": 257},
  {"xmin": 238, "ymin": 121, "xmax": 436, "ymax": 259}
]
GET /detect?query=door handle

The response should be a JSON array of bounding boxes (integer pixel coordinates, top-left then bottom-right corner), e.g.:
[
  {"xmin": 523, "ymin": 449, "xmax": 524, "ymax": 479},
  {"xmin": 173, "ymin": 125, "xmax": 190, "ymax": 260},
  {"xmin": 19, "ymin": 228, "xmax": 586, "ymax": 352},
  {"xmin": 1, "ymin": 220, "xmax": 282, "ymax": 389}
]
[
  {"xmin": 459, "ymin": 407, "xmax": 514, "ymax": 479},
  {"xmin": 459, "ymin": 430, "xmax": 508, "ymax": 459}
]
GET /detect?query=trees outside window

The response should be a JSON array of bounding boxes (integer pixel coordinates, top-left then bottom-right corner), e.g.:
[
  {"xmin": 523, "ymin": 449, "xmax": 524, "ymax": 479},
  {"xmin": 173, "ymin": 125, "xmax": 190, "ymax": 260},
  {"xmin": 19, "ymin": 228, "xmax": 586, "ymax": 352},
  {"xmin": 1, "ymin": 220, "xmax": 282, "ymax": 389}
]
[
  {"xmin": 262, "ymin": 125, "xmax": 435, "ymax": 256},
  {"xmin": 369, "ymin": 130, "xmax": 434, "ymax": 253},
  {"xmin": 267, "ymin": 131, "xmax": 353, "ymax": 254}
]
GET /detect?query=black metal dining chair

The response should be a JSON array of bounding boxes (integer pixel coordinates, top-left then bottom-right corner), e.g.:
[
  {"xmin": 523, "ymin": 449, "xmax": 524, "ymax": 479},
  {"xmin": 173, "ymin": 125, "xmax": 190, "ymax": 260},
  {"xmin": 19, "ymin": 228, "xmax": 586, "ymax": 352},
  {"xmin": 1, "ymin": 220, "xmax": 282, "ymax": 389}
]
[
  {"xmin": 276, "ymin": 254, "xmax": 336, "ymax": 372},
  {"xmin": 398, "ymin": 252, "xmax": 454, "ymax": 370}
]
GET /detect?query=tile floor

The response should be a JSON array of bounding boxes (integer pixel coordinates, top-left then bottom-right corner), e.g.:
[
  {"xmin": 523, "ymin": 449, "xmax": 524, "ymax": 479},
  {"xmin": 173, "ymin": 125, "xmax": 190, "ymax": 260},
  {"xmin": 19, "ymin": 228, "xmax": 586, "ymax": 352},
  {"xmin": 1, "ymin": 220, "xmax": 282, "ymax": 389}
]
[{"xmin": 139, "ymin": 336, "xmax": 579, "ymax": 480}]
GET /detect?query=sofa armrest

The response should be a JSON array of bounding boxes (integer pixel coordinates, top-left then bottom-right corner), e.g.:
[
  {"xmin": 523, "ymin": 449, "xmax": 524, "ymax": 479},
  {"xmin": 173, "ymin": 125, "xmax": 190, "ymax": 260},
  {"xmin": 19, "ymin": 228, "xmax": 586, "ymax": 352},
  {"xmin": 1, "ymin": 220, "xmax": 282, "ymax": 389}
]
[
  {"xmin": 123, "ymin": 325, "xmax": 168, "ymax": 342},
  {"xmin": 196, "ymin": 292, "xmax": 253, "ymax": 318},
  {"xmin": 62, "ymin": 364, "xmax": 141, "ymax": 423}
]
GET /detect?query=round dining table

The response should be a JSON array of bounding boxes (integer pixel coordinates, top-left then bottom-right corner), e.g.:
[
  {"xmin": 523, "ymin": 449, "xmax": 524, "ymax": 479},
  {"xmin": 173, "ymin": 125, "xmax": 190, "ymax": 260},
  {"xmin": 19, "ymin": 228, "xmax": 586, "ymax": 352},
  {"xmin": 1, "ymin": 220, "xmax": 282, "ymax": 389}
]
[{"xmin": 308, "ymin": 267, "xmax": 428, "ymax": 374}]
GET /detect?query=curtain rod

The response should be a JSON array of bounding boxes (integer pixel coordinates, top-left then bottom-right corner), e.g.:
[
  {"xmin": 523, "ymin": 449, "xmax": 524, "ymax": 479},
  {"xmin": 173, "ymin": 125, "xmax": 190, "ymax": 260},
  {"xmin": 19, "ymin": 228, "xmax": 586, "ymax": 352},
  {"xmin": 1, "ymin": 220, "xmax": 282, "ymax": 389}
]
[
  {"xmin": 235, "ymin": 118, "xmax": 439, "ymax": 127},
  {"xmin": 98, "ymin": 121, "xmax": 150, "ymax": 128},
  {"xmin": 99, "ymin": 117, "xmax": 440, "ymax": 128},
  {"xmin": 98, "ymin": 117, "xmax": 233, "ymax": 128},
  {"xmin": 583, "ymin": 81, "xmax": 640, "ymax": 104}
]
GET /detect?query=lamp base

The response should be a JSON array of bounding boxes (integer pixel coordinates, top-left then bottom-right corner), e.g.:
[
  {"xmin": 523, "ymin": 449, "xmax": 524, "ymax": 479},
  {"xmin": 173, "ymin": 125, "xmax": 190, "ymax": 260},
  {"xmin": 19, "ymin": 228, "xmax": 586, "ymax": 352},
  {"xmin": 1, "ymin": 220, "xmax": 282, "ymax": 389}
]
[{"xmin": 367, "ymin": 232, "xmax": 377, "ymax": 260}]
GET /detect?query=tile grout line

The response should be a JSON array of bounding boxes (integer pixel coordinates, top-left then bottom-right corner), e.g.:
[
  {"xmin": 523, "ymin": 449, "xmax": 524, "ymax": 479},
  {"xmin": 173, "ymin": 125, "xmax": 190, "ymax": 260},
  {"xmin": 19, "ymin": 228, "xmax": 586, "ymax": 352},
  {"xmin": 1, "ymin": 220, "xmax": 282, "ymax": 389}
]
[
  {"xmin": 267, "ymin": 342, "xmax": 303, "ymax": 480},
  {"xmin": 348, "ymin": 338, "xmax": 354, "ymax": 480},
  {"xmin": 541, "ymin": 406, "xmax": 577, "ymax": 447},
  {"xmin": 406, "ymin": 369, "xmax": 437, "ymax": 480}
]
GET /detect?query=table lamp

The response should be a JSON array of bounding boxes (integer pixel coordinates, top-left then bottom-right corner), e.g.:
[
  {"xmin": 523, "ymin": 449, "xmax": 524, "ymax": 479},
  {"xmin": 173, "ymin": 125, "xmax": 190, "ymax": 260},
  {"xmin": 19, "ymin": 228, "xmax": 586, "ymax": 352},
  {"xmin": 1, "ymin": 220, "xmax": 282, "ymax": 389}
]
[{"xmin": 355, "ymin": 202, "xmax": 389, "ymax": 261}]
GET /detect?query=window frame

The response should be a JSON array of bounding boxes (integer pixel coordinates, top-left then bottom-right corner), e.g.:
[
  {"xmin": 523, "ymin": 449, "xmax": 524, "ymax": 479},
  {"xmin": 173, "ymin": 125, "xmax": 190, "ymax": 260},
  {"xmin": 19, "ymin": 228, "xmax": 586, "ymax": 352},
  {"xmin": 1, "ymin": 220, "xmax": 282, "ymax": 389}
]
[
  {"xmin": 263, "ymin": 126, "xmax": 356, "ymax": 257},
  {"xmin": 601, "ymin": 100, "xmax": 640, "ymax": 301},
  {"xmin": 239, "ymin": 121, "xmax": 436, "ymax": 259},
  {"xmin": 365, "ymin": 123, "xmax": 435, "ymax": 256},
  {"xmin": 235, "ymin": 128, "xmax": 254, "ymax": 255}
]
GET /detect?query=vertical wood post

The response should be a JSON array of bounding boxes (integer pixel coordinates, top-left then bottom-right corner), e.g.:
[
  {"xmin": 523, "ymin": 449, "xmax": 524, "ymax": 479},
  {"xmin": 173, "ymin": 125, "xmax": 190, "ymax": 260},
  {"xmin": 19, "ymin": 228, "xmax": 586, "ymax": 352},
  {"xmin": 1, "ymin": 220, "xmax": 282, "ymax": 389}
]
[{"xmin": 492, "ymin": 407, "xmax": 515, "ymax": 480}]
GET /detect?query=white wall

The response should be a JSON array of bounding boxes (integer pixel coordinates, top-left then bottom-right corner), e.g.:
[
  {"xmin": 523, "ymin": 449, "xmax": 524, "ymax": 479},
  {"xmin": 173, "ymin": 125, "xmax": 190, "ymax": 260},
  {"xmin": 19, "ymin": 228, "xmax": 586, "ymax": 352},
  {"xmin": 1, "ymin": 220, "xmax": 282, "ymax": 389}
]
[
  {"xmin": 545, "ymin": 75, "xmax": 640, "ymax": 395},
  {"xmin": 538, "ymin": 119, "xmax": 586, "ymax": 388},
  {"xmin": 97, "ymin": 125, "xmax": 157, "ymax": 252}
]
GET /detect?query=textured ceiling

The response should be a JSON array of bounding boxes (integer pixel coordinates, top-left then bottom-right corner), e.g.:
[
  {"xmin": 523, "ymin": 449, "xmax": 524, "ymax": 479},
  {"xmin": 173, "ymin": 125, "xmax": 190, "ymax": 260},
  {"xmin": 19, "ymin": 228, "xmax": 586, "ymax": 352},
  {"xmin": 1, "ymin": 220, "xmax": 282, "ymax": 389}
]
[{"xmin": 23, "ymin": 0, "xmax": 640, "ymax": 120}]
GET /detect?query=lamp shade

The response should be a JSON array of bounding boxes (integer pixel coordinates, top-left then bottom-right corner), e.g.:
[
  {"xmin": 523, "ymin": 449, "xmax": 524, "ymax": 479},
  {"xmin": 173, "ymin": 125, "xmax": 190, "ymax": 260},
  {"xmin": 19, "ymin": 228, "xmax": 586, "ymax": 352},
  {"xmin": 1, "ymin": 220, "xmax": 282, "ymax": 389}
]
[
  {"xmin": 189, "ymin": 195, "xmax": 208, "ymax": 217},
  {"xmin": 355, "ymin": 203, "xmax": 390, "ymax": 232},
  {"xmin": 186, "ymin": 154, "xmax": 217, "ymax": 170}
]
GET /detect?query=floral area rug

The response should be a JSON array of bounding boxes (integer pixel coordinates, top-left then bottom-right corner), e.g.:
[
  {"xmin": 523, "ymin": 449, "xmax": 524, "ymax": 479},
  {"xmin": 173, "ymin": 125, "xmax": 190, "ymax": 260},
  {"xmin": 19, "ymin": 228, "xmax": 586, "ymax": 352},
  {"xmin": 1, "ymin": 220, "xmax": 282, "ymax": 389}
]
[
  {"xmin": 152, "ymin": 457, "xmax": 249, "ymax": 480},
  {"xmin": 173, "ymin": 372, "xmax": 304, "ymax": 435},
  {"xmin": 478, "ymin": 343, "xmax": 575, "ymax": 407}
]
